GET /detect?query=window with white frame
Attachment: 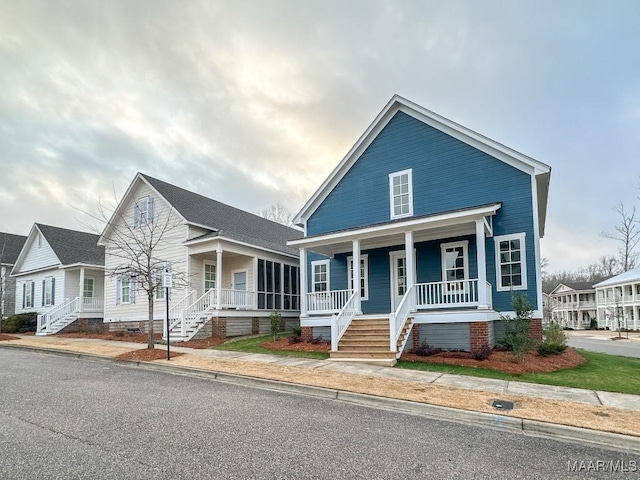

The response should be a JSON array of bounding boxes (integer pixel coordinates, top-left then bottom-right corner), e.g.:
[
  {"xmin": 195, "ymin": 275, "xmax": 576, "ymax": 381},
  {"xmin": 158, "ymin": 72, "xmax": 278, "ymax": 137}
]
[
  {"xmin": 389, "ymin": 169, "xmax": 413, "ymax": 219},
  {"xmin": 495, "ymin": 233, "xmax": 527, "ymax": 291},
  {"xmin": 23, "ymin": 282, "xmax": 34, "ymax": 308},
  {"xmin": 133, "ymin": 196, "xmax": 153, "ymax": 228},
  {"xmin": 204, "ymin": 263, "xmax": 216, "ymax": 291},
  {"xmin": 311, "ymin": 260, "xmax": 330, "ymax": 292},
  {"xmin": 83, "ymin": 278, "xmax": 94, "ymax": 299},
  {"xmin": 347, "ymin": 255, "xmax": 369, "ymax": 300},
  {"xmin": 154, "ymin": 264, "xmax": 166, "ymax": 300},
  {"xmin": 43, "ymin": 277, "xmax": 54, "ymax": 306},
  {"xmin": 441, "ymin": 241, "xmax": 469, "ymax": 283},
  {"xmin": 120, "ymin": 275, "xmax": 131, "ymax": 303}
]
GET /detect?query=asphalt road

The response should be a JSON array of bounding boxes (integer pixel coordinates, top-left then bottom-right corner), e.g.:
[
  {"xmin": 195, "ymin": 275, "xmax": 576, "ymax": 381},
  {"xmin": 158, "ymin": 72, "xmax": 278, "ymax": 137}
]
[
  {"xmin": 567, "ymin": 336, "xmax": 640, "ymax": 358},
  {"xmin": 0, "ymin": 349, "xmax": 638, "ymax": 479}
]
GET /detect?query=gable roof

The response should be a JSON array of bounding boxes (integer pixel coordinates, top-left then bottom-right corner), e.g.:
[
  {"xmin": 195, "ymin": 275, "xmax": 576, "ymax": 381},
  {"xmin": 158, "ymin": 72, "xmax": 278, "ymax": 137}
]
[
  {"xmin": 0, "ymin": 232, "xmax": 27, "ymax": 266},
  {"xmin": 36, "ymin": 224, "xmax": 104, "ymax": 266},
  {"xmin": 100, "ymin": 173, "xmax": 303, "ymax": 257},
  {"xmin": 294, "ymin": 95, "xmax": 552, "ymax": 236},
  {"xmin": 550, "ymin": 281, "xmax": 596, "ymax": 295},
  {"xmin": 593, "ymin": 267, "xmax": 640, "ymax": 288}
]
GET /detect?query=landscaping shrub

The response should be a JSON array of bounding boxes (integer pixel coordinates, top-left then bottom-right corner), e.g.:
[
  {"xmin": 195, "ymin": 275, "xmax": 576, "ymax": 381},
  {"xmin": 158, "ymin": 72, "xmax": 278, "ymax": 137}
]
[
  {"xmin": 1, "ymin": 313, "xmax": 37, "ymax": 333},
  {"xmin": 499, "ymin": 293, "xmax": 536, "ymax": 362},
  {"xmin": 412, "ymin": 342, "xmax": 442, "ymax": 357},
  {"xmin": 288, "ymin": 335, "xmax": 302, "ymax": 344},
  {"xmin": 291, "ymin": 326, "xmax": 302, "ymax": 337},
  {"xmin": 537, "ymin": 321, "xmax": 567, "ymax": 356},
  {"xmin": 308, "ymin": 335, "xmax": 324, "ymax": 345},
  {"xmin": 472, "ymin": 344, "xmax": 492, "ymax": 361},
  {"xmin": 589, "ymin": 318, "xmax": 598, "ymax": 330},
  {"xmin": 269, "ymin": 312, "xmax": 282, "ymax": 340}
]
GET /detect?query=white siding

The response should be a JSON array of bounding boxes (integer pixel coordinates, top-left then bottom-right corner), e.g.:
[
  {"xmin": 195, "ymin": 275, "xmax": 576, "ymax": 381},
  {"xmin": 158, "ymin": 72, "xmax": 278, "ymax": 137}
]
[
  {"xmin": 14, "ymin": 268, "xmax": 65, "ymax": 314},
  {"xmin": 14, "ymin": 230, "xmax": 59, "ymax": 274},
  {"xmin": 103, "ymin": 181, "xmax": 189, "ymax": 323}
]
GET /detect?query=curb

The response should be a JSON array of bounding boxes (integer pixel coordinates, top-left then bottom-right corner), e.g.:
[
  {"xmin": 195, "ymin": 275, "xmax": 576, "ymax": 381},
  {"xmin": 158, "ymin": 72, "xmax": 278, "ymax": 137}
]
[{"xmin": 3, "ymin": 342, "xmax": 640, "ymax": 454}]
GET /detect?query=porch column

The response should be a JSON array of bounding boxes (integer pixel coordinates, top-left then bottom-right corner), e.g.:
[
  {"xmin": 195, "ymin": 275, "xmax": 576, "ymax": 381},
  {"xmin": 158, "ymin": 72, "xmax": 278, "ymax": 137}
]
[
  {"xmin": 299, "ymin": 247, "xmax": 307, "ymax": 317},
  {"xmin": 475, "ymin": 220, "xmax": 488, "ymax": 309},
  {"xmin": 78, "ymin": 267, "xmax": 85, "ymax": 313},
  {"xmin": 352, "ymin": 239, "xmax": 361, "ymax": 314},
  {"xmin": 216, "ymin": 249, "xmax": 223, "ymax": 310},
  {"xmin": 404, "ymin": 231, "xmax": 415, "ymax": 310}
]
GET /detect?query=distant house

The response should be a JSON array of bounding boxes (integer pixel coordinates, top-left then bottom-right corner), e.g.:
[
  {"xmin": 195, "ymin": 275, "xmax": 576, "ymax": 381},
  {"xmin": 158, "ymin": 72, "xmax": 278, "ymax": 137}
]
[
  {"xmin": 98, "ymin": 173, "xmax": 302, "ymax": 342},
  {"xmin": 0, "ymin": 232, "xmax": 27, "ymax": 318},
  {"xmin": 547, "ymin": 282, "xmax": 598, "ymax": 329},
  {"xmin": 10, "ymin": 224, "xmax": 105, "ymax": 334},
  {"xmin": 593, "ymin": 267, "xmax": 640, "ymax": 331},
  {"xmin": 289, "ymin": 95, "xmax": 551, "ymax": 363}
]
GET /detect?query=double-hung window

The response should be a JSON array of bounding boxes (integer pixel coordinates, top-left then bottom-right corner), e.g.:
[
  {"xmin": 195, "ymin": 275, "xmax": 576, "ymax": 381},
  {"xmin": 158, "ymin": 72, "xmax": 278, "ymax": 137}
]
[
  {"xmin": 311, "ymin": 260, "xmax": 330, "ymax": 292},
  {"xmin": 154, "ymin": 264, "xmax": 167, "ymax": 300},
  {"xmin": 347, "ymin": 255, "xmax": 368, "ymax": 300},
  {"xmin": 134, "ymin": 196, "xmax": 154, "ymax": 228},
  {"xmin": 121, "ymin": 275, "xmax": 131, "ymax": 303},
  {"xmin": 389, "ymin": 169, "xmax": 413, "ymax": 219},
  {"xmin": 495, "ymin": 233, "xmax": 527, "ymax": 291},
  {"xmin": 43, "ymin": 277, "xmax": 54, "ymax": 306},
  {"xmin": 204, "ymin": 263, "xmax": 216, "ymax": 291}
]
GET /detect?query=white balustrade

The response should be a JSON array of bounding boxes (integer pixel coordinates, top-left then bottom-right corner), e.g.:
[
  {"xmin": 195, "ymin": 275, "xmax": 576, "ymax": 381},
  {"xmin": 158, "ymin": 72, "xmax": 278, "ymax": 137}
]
[
  {"xmin": 330, "ymin": 291, "xmax": 358, "ymax": 351},
  {"xmin": 390, "ymin": 286, "xmax": 414, "ymax": 352},
  {"xmin": 307, "ymin": 289, "xmax": 352, "ymax": 313},
  {"xmin": 414, "ymin": 279, "xmax": 479, "ymax": 309}
]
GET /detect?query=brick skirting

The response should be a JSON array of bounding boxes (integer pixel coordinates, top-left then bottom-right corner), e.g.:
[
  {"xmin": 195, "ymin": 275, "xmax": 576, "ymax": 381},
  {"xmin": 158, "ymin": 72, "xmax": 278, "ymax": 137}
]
[
  {"xmin": 412, "ymin": 323, "xmax": 421, "ymax": 350},
  {"xmin": 528, "ymin": 318, "xmax": 543, "ymax": 341},
  {"xmin": 301, "ymin": 326, "xmax": 313, "ymax": 342},
  {"xmin": 470, "ymin": 322, "xmax": 489, "ymax": 352},
  {"xmin": 213, "ymin": 317, "xmax": 227, "ymax": 338}
]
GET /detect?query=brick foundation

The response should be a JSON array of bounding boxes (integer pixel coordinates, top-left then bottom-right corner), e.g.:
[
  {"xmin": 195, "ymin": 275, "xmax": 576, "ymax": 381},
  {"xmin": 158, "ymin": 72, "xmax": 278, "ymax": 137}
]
[
  {"xmin": 528, "ymin": 318, "xmax": 543, "ymax": 341},
  {"xmin": 301, "ymin": 326, "xmax": 313, "ymax": 342},
  {"xmin": 213, "ymin": 317, "xmax": 227, "ymax": 338},
  {"xmin": 252, "ymin": 317, "xmax": 260, "ymax": 335},
  {"xmin": 470, "ymin": 322, "xmax": 490, "ymax": 352},
  {"xmin": 412, "ymin": 324, "xmax": 421, "ymax": 350}
]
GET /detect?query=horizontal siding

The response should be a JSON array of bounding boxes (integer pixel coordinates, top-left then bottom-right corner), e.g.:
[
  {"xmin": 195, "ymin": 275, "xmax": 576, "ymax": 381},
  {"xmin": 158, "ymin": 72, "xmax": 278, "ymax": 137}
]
[
  {"xmin": 306, "ymin": 111, "xmax": 538, "ymax": 310},
  {"xmin": 226, "ymin": 317, "xmax": 252, "ymax": 337},
  {"xmin": 15, "ymin": 232, "xmax": 59, "ymax": 273},
  {"xmin": 312, "ymin": 326, "xmax": 331, "ymax": 340},
  {"xmin": 14, "ymin": 268, "xmax": 65, "ymax": 314},
  {"xmin": 419, "ymin": 323, "xmax": 471, "ymax": 351}
]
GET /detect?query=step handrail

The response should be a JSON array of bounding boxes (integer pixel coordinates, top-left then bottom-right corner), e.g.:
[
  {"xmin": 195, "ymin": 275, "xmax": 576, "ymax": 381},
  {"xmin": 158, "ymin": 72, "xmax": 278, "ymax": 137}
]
[
  {"xmin": 330, "ymin": 290, "xmax": 357, "ymax": 351},
  {"xmin": 389, "ymin": 286, "xmax": 414, "ymax": 352},
  {"xmin": 37, "ymin": 297, "xmax": 80, "ymax": 334}
]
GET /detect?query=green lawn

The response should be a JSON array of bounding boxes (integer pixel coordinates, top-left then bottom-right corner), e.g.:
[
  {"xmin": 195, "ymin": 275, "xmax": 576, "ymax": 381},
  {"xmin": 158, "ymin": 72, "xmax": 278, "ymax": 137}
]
[
  {"xmin": 214, "ymin": 333, "xmax": 330, "ymax": 360},
  {"xmin": 397, "ymin": 350, "xmax": 640, "ymax": 395}
]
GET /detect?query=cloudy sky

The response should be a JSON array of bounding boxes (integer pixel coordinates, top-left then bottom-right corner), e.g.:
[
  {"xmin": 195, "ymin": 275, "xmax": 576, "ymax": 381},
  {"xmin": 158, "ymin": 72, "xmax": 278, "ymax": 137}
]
[{"xmin": 1, "ymin": 0, "xmax": 639, "ymax": 272}]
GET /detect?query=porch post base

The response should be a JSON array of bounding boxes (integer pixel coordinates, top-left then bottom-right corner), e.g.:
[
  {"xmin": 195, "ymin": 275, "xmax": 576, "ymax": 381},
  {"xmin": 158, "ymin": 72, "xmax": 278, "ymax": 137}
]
[
  {"xmin": 213, "ymin": 317, "xmax": 227, "ymax": 339},
  {"xmin": 470, "ymin": 321, "xmax": 490, "ymax": 353},
  {"xmin": 301, "ymin": 327, "xmax": 313, "ymax": 342},
  {"xmin": 528, "ymin": 318, "xmax": 543, "ymax": 341}
]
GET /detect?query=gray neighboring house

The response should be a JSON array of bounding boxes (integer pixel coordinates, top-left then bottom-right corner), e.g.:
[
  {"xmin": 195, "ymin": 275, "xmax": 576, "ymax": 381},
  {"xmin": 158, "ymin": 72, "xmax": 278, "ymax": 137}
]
[
  {"xmin": 0, "ymin": 232, "xmax": 27, "ymax": 319},
  {"xmin": 10, "ymin": 224, "xmax": 105, "ymax": 334}
]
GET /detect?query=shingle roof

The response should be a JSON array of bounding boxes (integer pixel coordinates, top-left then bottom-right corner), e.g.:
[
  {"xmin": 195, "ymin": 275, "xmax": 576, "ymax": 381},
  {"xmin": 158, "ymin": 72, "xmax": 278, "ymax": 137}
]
[
  {"xmin": 0, "ymin": 232, "xmax": 27, "ymax": 265},
  {"xmin": 141, "ymin": 174, "xmax": 303, "ymax": 256},
  {"xmin": 562, "ymin": 281, "xmax": 597, "ymax": 292},
  {"xmin": 593, "ymin": 267, "xmax": 640, "ymax": 288},
  {"xmin": 36, "ymin": 224, "xmax": 104, "ymax": 266}
]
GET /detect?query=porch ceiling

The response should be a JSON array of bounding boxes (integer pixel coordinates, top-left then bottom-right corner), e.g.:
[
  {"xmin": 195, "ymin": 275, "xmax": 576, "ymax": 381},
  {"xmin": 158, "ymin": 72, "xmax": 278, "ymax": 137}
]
[{"xmin": 291, "ymin": 203, "xmax": 501, "ymax": 256}]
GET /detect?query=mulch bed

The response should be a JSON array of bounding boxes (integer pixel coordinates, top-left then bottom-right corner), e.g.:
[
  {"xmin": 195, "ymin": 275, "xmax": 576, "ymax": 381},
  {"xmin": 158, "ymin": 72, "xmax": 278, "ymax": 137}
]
[
  {"xmin": 261, "ymin": 338, "xmax": 331, "ymax": 353},
  {"xmin": 173, "ymin": 337, "xmax": 225, "ymax": 349},
  {"xmin": 115, "ymin": 349, "xmax": 185, "ymax": 362},
  {"xmin": 58, "ymin": 331, "xmax": 163, "ymax": 343},
  {"xmin": 0, "ymin": 334, "xmax": 20, "ymax": 341},
  {"xmin": 401, "ymin": 348, "xmax": 586, "ymax": 374}
]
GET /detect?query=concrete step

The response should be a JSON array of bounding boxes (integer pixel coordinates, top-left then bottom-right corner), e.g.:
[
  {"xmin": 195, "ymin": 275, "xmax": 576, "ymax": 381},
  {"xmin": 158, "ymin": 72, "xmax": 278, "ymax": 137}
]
[
  {"xmin": 330, "ymin": 350, "xmax": 396, "ymax": 359},
  {"xmin": 339, "ymin": 339, "xmax": 391, "ymax": 347}
]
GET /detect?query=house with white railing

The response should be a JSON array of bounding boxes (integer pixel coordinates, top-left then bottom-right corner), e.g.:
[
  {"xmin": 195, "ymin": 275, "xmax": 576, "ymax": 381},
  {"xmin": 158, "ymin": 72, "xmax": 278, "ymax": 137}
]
[
  {"xmin": 288, "ymin": 95, "xmax": 551, "ymax": 364},
  {"xmin": 98, "ymin": 173, "xmax": 302, "ymax": 342},
  {"xmin": 594, "ymin": 267, "xmax": 640, "ymax": 331},
  {"xmin": 10, "ymin": 224, "xmax": 105, "ymax": 335},
  {"xmin": 548, "ymin": 282, "xmax": 598, "ymax": 329}
]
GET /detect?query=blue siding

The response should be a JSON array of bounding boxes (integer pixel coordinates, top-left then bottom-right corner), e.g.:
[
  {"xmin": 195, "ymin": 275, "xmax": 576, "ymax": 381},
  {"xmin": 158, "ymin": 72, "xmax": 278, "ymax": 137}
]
[{"xmin": 306, "ymin": 111, "xmax": 538, "ymax": 310}]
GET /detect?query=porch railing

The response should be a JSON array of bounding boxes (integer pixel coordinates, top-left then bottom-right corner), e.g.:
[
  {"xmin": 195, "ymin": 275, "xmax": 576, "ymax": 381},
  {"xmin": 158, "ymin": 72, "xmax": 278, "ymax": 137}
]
[
  {"xmin": 485, "ymin": 281, "xmax": 493, "ymax": 309},
  {"xmin": 390, "ymin": 286, "xmax": 414, "ymax": 353},
  {"xmin": 165, "ymin": 290, "xmax": 197, "ymax": 337},
  {"xmin": 37, "ymin": 297, "xmax": 80, "ymax": 334},
  {"xmin": 306, "ymin": 289, "xmax": 352, "ymax": 313},
  {"xmin": 330, "ymin": 290, "xmax": 358, "ymax": 351},
  {"xmin": 219, "ymin": 289, "xmax": 255, "ymax": 309},
  {"xmin": 415, "ymin": 279, "xmax": 479, "ymax": 309},
  {"xmin": 81, "ymin": 297, "xmax": 103, "ymax": 312}
]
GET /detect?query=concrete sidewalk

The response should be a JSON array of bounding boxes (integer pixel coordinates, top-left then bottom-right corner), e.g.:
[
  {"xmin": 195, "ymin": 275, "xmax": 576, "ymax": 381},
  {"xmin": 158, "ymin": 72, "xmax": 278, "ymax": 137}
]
[{"xmin": 2, "ymin": 334, "xmax": 640, "ymax": 453}]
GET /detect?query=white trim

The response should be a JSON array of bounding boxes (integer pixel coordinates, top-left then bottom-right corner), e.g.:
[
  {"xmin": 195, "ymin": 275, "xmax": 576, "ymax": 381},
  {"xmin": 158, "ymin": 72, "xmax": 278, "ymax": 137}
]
[
  {"xmin": 289, "ymin": 203, "xmax": 501, "ymax": 248},
  {"xmin": 43, "ymin": 276, "xmax": 54, "ymax": 307},
  {"xmin": 231, "ymin": 269, "xmax": 248, "ymax": 290},
  {"xmin": 185, "ymin": 234, "xmax": 298, "ymax": 259},
  {"xmin": 347, "ymin": 254, "xmax": 369, "ymax": 301},
  {"xmin": 389, "ymin": 249, "xmax": 417, "ymax": 311},
  {"xmin": 531, "ymin": 175, "xmax": 543, "ymax": 313},
  {"xmin": 440, "ymin": 240, "xmax": 469, "ymax": 282},
  {"xmin": 293, "ymin": 95, "xmax": 550, "ymax": 227},
  {"xmin": 389, "ymin": 169, "xmax": 413, "ymax": 219},
  {"xmin": 311, "ymin": 259, "xmax": 330, "ymax": 293},
  {"xmin": 203, "ymin": 260, "xmax": 216, "ymax": 293},
  {"xmin": 494, "ymin": 232, "xmax": 528, "ymax": 292}
]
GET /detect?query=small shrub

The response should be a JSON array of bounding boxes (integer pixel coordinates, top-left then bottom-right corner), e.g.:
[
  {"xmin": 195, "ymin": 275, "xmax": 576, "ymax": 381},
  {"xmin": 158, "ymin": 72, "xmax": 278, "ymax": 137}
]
[
  {"xmin": 499, "ymin": 293, "xmax": 536, "ymax": 362},
  {"xmin": 114, "ymin": 330, "xmax": 125, "ymax": 337},
  {"xmin": 288, "ymin": 335, "xmax": 302, "ymax": 344},
  {"xmin": 589, "ymin": 318, "xmax": 598, "ymax": 330},
  {"xmin": 412, "ymin": 342, "xmax": 442, "ymax": 357},
  {"xmin": 291, "ymin": 326, "xmax": 302, "ymax": 337},
  {"xmin": 308, "ymin": 335, "xmax": 324, "ymax": 345},
  {"xmin": 537, "ymin": 321, "xmax": 567, "ymax": 356},
  {"xmin": 1, "ymin": 313, "xmax": 37, "ymax": 333},
  {"xmin": 472, "ymin": 344, "xmax": 492, "ymax": 361},
  {"xmin": 269, "ymin": 312, "xmax": 282, "ymax": 340}
]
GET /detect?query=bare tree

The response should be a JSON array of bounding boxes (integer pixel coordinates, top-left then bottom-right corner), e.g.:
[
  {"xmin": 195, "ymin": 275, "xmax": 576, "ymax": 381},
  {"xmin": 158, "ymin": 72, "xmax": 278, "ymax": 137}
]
[
  {"xmin": 259, "ymin": 203, "xmax": 294, "ymax": 226},
  {"xmin": 601, "ymin": 203, "xmax": 639, "ymax": 273},
  {"xmin": 0, "ymin": 233, "xmax": 7, "ymax": 320},
  {"xmin": 86, "ymin": 193, "xmax": 188, "ymax": 349},
  {"xmin": 596, "ymin": 254, "xmax": 619, "ymax": 278}
]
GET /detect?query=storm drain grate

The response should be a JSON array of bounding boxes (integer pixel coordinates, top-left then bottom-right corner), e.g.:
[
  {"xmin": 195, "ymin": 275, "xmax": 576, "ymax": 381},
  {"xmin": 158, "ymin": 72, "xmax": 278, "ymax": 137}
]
[{"xmin": 491, "ymin": 399, "xmax": 515, "ymax": 411}]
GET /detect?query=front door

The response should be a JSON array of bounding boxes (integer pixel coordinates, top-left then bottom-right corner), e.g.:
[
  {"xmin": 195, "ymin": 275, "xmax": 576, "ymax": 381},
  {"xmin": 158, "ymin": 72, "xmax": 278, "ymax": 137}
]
[
  {"xmin": 232, "ymin": 271, "xmax": 248, "ymax": 307},
  {"xmin": 390, "ymin": 252, "xmax": 407, "ymax": 311}
]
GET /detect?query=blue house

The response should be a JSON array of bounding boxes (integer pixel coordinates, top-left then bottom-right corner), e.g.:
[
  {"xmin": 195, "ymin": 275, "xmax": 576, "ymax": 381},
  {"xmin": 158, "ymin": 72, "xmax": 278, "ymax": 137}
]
[{"xmin": 289, "ymin": 95, "xmax": 551, "ymax": 364}]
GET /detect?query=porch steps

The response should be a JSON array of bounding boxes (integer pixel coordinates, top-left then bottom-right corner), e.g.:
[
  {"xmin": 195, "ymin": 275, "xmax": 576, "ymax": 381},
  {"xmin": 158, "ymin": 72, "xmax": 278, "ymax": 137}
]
[
  {"xmin": 35, "ymin": 314, "xmax": 79, "ymax": 336},
  {"xmin": 164, "ymin": 314, "xmax": 212, "ymax": 343}
]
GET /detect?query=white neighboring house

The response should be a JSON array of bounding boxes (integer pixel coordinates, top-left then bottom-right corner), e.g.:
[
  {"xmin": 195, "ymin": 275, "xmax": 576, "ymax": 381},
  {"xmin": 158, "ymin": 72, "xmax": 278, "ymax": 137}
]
[
  {"xmin": 594, "ymin": 267, "xmax": 640, "ymax": 331},
  {"xmin": 98, "ymin": 173, "xmax": 303, "ymax": 342},
  {"xmin": 1, "ymin": 232, "xmax": 27, "ymax": 319},
  {"xmin": 10, "ymin": 224, "xmax": 105, "ymax": 335},
  {"xmin": 548, "ymin": 282, "xmax": 598, "ymax": 329}
]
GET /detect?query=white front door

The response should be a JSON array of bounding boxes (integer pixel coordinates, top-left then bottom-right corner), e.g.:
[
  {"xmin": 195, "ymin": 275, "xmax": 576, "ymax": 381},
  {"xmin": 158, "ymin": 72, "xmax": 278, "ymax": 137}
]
[
  {"xmin": 390, "ymin": 252, "xmax": 407, "ymax": 311},
  {"xmin": 232, "ymin": 271, "xmax": 247, "ymax": 291}
]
